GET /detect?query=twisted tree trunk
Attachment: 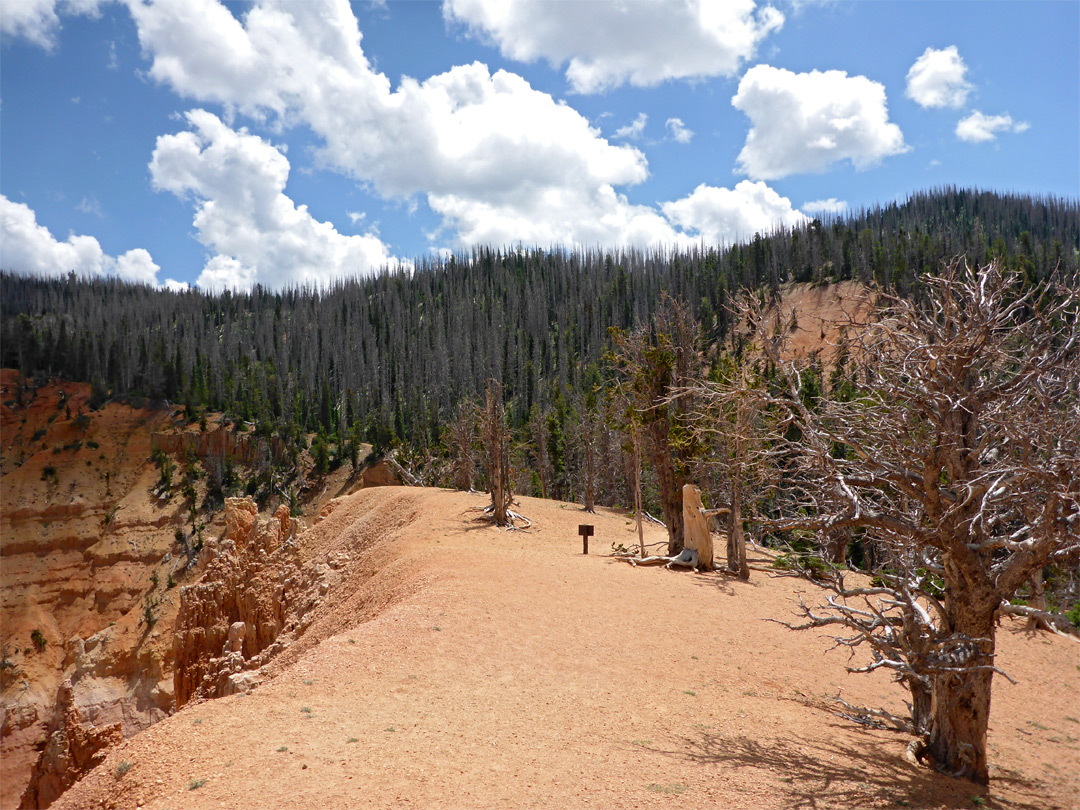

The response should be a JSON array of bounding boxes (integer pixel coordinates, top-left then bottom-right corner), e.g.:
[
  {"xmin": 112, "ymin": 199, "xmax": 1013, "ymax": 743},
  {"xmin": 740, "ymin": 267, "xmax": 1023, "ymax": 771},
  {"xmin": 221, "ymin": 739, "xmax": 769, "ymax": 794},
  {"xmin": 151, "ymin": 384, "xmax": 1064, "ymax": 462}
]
[{"xmin": 922, "ymin": 562, "xmax": 999, "ymax": 783}]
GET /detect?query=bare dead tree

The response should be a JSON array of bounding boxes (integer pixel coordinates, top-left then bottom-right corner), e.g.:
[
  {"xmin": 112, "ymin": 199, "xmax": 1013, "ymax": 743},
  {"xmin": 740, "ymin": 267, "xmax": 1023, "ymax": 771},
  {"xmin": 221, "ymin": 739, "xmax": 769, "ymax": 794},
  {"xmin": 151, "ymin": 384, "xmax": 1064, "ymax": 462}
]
[
  {"xmin": 608, "ymin": 294, "xmax": 704, "ymax": 555},
  {"xmin": 527, "ymin": 404, "xmax": 551, "ymax": 499},
  {"xmin": 690, "ymin": 259, "xmax": 1080, "ymax": 784},
  {"xmin": 478, "ymin": 379, "xmax": 529, "ymax": 528},
  {"xmin": 446, "ymin": 397, "xmax": 477, "ymax": 491},
  {"xmin": 571, "ymin": 397, "xmax": 601, "ymax": 513}
]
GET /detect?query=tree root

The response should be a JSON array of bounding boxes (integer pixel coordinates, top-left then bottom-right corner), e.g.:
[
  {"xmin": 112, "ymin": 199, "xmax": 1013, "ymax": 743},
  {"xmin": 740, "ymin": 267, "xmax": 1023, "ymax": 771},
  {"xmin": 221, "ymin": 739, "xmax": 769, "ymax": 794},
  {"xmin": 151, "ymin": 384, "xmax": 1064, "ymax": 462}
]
[
  {"xmin": 833, "ymin": 694, "xmax": 912, "ymax": 733},
  {"xmin": 613, "ymin": 547, "xmax": 699, "ymax": 571},
  {"xmin": 471, "ymin": 503, "xmax": 532, "ymax": 530}
]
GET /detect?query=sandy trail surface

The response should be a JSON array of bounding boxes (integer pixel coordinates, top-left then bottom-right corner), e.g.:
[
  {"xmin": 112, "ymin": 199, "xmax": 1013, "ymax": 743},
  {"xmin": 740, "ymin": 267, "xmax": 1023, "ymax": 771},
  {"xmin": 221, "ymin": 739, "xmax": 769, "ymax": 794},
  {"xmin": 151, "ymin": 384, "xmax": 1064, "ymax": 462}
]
[{"xmin": 54, "ymin": 487, "xmax": 1080, "ymax": 809}]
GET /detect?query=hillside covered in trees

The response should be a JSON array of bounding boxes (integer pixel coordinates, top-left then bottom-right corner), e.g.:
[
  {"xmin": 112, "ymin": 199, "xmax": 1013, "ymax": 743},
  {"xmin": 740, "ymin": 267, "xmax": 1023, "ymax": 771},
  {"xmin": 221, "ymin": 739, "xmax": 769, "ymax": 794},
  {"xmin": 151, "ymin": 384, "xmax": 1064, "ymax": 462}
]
[{"xmin": 2, "ymin": 187, "xmax": 1077, "ymax": 505}]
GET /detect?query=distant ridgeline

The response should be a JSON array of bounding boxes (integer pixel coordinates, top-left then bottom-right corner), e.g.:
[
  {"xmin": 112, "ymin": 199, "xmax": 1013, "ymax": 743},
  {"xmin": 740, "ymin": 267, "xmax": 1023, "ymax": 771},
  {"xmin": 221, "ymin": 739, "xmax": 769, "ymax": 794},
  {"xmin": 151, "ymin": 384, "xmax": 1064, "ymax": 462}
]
[{"xmin": 3, "ymin": 188, "xmax": 1078, "ymax": 453}]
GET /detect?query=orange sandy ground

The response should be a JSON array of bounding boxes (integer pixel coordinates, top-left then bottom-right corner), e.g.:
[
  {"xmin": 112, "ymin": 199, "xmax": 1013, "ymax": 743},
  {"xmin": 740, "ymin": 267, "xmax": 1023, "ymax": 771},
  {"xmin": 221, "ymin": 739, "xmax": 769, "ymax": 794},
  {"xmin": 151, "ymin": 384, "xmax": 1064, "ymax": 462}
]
[{"xmin": 53, "ymin": 487, "xmax": 1080, "ymax": 810}]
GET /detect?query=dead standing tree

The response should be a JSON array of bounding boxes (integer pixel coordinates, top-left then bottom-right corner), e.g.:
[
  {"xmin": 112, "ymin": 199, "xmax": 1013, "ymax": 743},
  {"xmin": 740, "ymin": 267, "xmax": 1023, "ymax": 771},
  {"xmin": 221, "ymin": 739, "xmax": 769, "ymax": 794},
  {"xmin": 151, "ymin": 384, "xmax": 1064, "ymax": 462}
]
[
  {"xmin": 608, "ymin": 294, "xmax": 704, "ymax": 555},
  {"xmin": 682, "ymin": 351, "xmax": 779, "ymax": 580},
  {"xmin": 694, "ymin": 260, "xmax": 1080, "ymax": 784},
  {"xmin": 446, "ymin": 397, "xmax": 477, "ymax": 491},
  {"xmin": 478, "ymin": 379, "xmax": 529, "ymax": 528}
]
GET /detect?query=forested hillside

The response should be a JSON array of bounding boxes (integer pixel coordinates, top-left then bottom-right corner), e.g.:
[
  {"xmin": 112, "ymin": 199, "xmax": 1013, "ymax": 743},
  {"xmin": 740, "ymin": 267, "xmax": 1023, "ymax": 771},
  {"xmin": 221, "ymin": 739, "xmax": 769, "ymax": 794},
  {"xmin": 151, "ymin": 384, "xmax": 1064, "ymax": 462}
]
[{"xmin": 3, "ymin": 187, "xmax": 1077, "ymax": 498}]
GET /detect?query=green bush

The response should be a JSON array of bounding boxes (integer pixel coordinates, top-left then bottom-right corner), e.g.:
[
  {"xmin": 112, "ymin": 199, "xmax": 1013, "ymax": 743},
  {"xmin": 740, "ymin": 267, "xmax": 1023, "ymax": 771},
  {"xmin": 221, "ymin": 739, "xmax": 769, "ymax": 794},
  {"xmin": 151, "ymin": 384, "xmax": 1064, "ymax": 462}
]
[{"xmin": 1066, "ymin": 601, "xmax": 1080, "ymax": 630}]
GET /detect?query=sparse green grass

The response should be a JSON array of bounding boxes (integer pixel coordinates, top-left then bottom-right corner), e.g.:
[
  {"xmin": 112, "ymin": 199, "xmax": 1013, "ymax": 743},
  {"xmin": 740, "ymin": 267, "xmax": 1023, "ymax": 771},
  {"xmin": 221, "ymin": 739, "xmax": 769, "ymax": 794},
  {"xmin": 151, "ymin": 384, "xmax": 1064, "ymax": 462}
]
[
  {"xmin": 302, "ymin": 679, "xmax": 313, "ymax": 685},
  {"xmin": 630, "ymin": 739, "xmax": 652, "ymax": 747},
  {"xmin": 189, "ymin": 778, "xmax": 207, "ymax": 790},
  {"xmin": 646, "ymin": 783, "xmax": 687, "ymax": 795},
  {"xmin": 346, "ymin": 737, "xmax": 359, "ymax": 744},
  {"xmin": 385, "ymin": 726, "xmax": 396, "ymax": 732},
  {"xmin": 348, "ymin": 638, "xmax": 356, "ymax": 644},
  {"xmin": 277, "ymin": 746, "xmax": 288, "ymax": 752},
  {"xmin": 193, "ymin": 718, "xmax": 202, "ymax": 725},
  {"xmin": 114, "ymin": 761, "xmax": 131, "ymax": 779},
  {"xmin": 300, "ymin": 707, "xmax": 312, "ymax": 714},
  {"xmin": 1029, "ymin": 721, "xmax": 1050, "ymax": 731},
  {"xmin": 682, "ymin": 690, "xmax": 696, "ymax": 696},
  {"xmin": 1064, "ymin": 716, "xmax": 1080, "ymax": 724},
  {"xmin": 970, "ymin": 797, "xmax": 986, "ymax": 808}
]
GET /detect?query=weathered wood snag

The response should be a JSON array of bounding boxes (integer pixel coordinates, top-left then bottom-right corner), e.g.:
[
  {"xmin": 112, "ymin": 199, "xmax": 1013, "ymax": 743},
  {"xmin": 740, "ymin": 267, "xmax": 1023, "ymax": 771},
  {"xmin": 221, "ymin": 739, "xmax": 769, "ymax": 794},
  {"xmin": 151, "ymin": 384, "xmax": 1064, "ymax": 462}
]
[{"xmin": 682, "ymin": 484, "xmax": 714, "ymax": 571}]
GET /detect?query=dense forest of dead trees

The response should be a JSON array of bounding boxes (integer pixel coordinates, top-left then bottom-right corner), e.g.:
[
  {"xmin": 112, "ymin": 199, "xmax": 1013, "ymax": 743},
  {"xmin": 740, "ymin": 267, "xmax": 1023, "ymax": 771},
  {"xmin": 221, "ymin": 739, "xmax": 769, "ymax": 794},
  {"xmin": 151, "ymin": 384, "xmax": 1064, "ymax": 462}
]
[{"xmin": 2, "ymin": 188, "xmax": 1076, "ymax": 517}]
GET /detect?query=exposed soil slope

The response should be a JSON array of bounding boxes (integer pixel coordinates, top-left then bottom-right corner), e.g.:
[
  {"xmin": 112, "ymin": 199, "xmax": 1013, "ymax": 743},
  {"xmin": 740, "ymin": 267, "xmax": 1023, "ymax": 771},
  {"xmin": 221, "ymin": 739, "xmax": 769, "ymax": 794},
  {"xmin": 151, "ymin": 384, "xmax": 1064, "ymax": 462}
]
[{"xmin": 55, "ymin": 487, "xmax": 1079, "ymax": 810}]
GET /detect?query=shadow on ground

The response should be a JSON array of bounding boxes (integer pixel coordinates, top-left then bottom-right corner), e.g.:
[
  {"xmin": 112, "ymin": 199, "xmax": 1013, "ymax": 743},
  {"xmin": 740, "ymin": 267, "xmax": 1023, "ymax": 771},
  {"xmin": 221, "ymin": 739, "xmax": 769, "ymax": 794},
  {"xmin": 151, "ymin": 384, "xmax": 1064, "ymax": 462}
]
[{"xmin": 650, "ymin": 723, "xmax": 1050, "ymax": 810}]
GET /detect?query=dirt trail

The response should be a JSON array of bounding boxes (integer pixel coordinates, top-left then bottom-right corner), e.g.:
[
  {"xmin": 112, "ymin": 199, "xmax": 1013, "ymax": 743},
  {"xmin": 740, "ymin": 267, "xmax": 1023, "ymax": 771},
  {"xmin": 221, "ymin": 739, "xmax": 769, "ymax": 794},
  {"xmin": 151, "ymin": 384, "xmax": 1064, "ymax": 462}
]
[{"xmin": 53, "ymin": 487, "xmax": 1080, "ymax": 810}]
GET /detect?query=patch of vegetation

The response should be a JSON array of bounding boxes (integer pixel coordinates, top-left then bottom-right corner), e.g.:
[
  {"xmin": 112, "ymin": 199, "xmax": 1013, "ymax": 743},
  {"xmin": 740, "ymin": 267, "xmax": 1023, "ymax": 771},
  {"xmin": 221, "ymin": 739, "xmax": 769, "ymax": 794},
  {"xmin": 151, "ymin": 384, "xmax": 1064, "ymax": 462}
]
[
  {"xmin": 189, "ymin": 778, "xmax": 207, "ymax": 790},
  {"xmin": 1065, "ymin": 601, "xmax": 1080, "ymax": 629},
  {"xmin": 114, "ymin": 761, "xmax": 131, "ymax": 779},
  {"xmin": 41, "ymin": 465, "xmax": 58, "ymax": 483},
  {"xmin": 772, "ymin": 551, "xmax": 833, "ymax": 581},
  {"xmin": 30, "ymin": 629, "xmax": 46, "ymax": 652},
  {"xmin": 276, "ymin": 746, "xmax": 288, "ymax": 752},
  {"xmin": 346, "ymin": 737, "xmax": 359, "ymax": 744},
  {"xmin": 646, "ymin": 783, "xmax": 687, "ymax": 795}
]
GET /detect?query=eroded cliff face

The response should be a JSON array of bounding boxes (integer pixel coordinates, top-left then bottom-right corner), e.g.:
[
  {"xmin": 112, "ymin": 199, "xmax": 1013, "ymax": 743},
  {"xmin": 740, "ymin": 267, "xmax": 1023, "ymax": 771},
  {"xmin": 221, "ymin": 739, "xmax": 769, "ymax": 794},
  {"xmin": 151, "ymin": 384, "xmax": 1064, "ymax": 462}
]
[
  {"xmin": 1, "ymin": 372, "xmax": 200, "ymax": 807},
  {"xmin": 172, "ymin": 499, "xmax": 303, "ymax": 707},
  {"xmin": 2, "ymin": 371, "xmax": 399, "ymax": 808}
]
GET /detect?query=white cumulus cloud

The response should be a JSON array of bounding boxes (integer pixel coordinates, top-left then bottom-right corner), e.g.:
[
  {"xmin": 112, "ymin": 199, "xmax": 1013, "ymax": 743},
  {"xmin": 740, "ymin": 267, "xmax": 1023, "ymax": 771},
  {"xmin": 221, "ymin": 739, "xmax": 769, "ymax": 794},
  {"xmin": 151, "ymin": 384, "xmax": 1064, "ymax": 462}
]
[
  {"xmin": 955, "ymin": 110, "xmax": 1030, "ymax": 143},
  {"xmin": 149, "ymin": 109, "xmax": 404, "ymax": 290},
  {"xmin": 665, "ymin": 118, "xmax": 693, "ymax": 144},
  {"xmin": 661, "ymin": 181, "xmax": 806, "ymax": 245},
  {"xmin": 0, "ymin": 0, "xmax": 104, "ymax": 49},
  {"xmin": 732, "ymin": 65, "xmax": 908, "ymax": 180},
  {"xmin": 802, "ymin": 198, "xmax": 848, "ymax": 215},
  {"xmin": 124, "ymin": 0, "xmax": 690, "ymax": 253},
  {"xmin": 905, "ymin": 46, "xmax": 972, "ymax": 109},
  {"xmin": 0, "ymin": 194, "xmax": 172, "ymax": 285},
  {"xmin": 443, "ymin": 0, "xmax": 783, "ymax": 93},
  {"xmin": 614, "ymin": 113, "xmax": 648, "ymax": 140}
]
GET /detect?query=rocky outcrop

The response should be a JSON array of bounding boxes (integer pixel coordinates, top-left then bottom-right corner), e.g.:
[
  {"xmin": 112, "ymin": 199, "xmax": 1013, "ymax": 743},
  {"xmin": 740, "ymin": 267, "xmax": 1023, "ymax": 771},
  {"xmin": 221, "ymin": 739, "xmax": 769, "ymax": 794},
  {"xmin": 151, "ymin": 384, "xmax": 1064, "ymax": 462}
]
[
  {"xmin": 18, "ymin": 679, "xmax": 122, "ymax": 809},
  {"xmin": 173, "ymin": 499, "xmax": 305, "ymax": 707}
]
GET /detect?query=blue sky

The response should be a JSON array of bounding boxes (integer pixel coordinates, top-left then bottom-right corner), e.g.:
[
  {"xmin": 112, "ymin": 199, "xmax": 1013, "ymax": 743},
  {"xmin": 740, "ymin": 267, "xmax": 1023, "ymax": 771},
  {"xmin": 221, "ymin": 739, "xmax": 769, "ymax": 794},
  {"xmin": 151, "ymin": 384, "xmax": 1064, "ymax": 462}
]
[{"xmin": 2, "ymin": 0, "xmax": 1077, "ymax": 290}]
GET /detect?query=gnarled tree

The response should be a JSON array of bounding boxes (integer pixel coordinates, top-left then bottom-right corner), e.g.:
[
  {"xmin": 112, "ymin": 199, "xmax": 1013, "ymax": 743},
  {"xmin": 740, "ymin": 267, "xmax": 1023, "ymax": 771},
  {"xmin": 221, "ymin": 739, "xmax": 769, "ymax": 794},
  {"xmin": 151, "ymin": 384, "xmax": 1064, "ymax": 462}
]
[
  {"xmin": 479, "ymin": 379, "xmax": 514, "ymax": 526},
  {"xmin": 609, "ymin": 294, "xmax": 704, "ymax": 555},
  {"xmin": 694, "ymin": 260, "xmax": 1080, "ymax": 783}
]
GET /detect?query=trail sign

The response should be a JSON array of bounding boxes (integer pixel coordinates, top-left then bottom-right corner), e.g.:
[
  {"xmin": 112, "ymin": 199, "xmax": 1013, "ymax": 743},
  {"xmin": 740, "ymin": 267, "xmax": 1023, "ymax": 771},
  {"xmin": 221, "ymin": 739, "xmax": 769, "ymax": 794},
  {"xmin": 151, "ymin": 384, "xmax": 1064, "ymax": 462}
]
[{"xmin": 579, "ymin": 524, "xmax": 594, "ymax": 554}]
